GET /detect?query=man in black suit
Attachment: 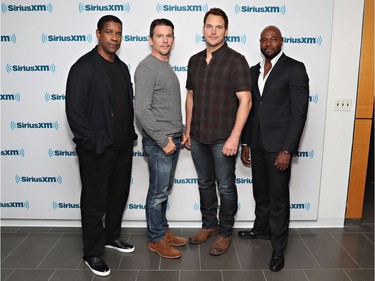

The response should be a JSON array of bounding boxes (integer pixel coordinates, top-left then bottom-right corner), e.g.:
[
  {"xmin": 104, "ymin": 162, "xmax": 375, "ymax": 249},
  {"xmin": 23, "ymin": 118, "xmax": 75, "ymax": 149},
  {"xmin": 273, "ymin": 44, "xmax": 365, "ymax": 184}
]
[
  {"xmin": 238, "ymin": 25, "xmax": 309, "ymax": 272},
  {"xmin": 66, "ymin": 15, "xmax": 137, "ymax": 277}
]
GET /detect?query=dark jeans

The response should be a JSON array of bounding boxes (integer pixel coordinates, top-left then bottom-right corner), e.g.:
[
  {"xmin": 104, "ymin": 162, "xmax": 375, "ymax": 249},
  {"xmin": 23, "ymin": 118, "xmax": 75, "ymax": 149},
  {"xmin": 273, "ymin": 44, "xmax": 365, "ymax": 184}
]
[
  {"xmin": 190, "ymin": 139, "xmax": 238, "ymax": 237},
  {"xmin": 76, "ymin": 144, "xmax": 133, "ymax": 257},
  {"xmin": 142, "ymin": 137, "xmax": 181, "ymax": 242}
]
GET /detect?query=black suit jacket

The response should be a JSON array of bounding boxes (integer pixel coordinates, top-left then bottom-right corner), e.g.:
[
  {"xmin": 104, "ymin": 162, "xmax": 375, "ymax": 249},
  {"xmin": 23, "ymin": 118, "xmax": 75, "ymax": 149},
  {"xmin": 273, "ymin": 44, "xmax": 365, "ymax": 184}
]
[
  {"xmin": 242, "ymin": 53, "xmax": 309, "ymax": 154},
  {"xmin": 66, "ymin": 47, "xmax": 137, "ymax": 154}
]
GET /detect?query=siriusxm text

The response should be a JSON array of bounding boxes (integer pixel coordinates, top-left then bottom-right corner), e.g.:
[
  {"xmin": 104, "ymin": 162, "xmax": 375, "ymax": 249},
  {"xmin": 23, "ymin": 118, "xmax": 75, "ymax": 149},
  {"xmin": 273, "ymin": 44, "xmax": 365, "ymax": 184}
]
[
  {"xmin": 239, "ymin": 6, "xmax": 282, "ymax": 13},
  {"xmin": 18, "ymin": 176, "xmax": 60, "ymax": 183},
  {"xmin": 83, "ymin": 4, "xmax": 127, "ymax": 11},
  {"xmin": 161, "ymin": 5, "xmax": 205, "ymax": 12},
  {"xmin": 5, "ymin": 4, "xmax": 49, "ymax": 12},
  {"xmin": 14, "ymin": 122, "xmax": 55, "ymax": 129},
  {"xmin": 46, "ymin": 35, "xmax": 89, "ymax": 42},
  {"xmin": 1, "ymin": 202, "xmax": 27, "ymax": 208},
  {"xmin": 10, "ymin": 65, "xmax": 52, "ymax": 72},
  {"xmin": 1, "ymin": 150, "xmax": 22, "ymax": 156}
]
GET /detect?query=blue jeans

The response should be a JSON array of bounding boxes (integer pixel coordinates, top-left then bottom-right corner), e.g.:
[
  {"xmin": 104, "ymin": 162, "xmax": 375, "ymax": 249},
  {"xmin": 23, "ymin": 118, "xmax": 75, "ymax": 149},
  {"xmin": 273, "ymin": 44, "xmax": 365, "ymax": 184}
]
[
  {"xmin": 190, "ymin": 139, "xmax": 238, "ymax": 237},
  {"xmin": 143, "ymin": 137, "xmax": 181, "ymax": 242}
]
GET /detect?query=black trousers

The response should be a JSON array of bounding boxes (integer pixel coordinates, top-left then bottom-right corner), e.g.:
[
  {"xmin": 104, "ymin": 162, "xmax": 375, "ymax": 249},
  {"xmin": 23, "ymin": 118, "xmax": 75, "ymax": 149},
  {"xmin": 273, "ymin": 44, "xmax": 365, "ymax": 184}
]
[
  {"xmin": 76, "ymin": 144, "xmax": 133, "ymax": 257},
  {"xmin": 251, "ymin": 135, "xmax": 291, "ymax": 251}
]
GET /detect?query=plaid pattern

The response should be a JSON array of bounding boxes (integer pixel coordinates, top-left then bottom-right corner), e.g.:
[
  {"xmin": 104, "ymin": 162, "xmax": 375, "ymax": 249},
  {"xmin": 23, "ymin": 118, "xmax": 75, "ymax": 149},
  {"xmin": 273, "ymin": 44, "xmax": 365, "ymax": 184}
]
[{"xmin": 186, "ymin": 43, "xmax": 252, "ymax": 144}]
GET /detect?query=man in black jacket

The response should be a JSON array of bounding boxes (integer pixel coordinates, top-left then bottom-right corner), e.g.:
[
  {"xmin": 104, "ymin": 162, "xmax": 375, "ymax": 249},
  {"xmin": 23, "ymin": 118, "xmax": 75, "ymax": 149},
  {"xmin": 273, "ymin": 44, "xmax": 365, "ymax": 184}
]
[
  {"xmin": 238, "ymin": 25, "xmax": 309, "ymax": 272},
  {"xmin": 66, "ymin": 15, "xmax": 137, "ymax": 277}
]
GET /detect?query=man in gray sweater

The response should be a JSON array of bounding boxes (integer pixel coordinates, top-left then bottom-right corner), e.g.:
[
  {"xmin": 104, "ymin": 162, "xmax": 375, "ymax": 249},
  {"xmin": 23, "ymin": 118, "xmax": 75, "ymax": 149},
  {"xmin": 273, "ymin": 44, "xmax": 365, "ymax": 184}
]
[{"xmin": 134, "ymin": 18, "xmax": 187, "ymax": 259}]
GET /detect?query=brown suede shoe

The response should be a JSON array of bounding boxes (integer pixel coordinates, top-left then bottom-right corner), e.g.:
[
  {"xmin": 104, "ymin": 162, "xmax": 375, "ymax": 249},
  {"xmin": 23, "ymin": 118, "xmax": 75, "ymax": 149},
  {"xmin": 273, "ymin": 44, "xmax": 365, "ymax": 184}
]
[
  {"xmin": 188, "ymin": 227, "xmax": 218, "ymax": 245},
  {"xmin": 164, "ymin": 230, "xmax": 188, "ymax": 247},
  {"xmin": 209, "ymin": 236, "xmax": 232, "ymax": 256},
  {"xmin": 148, "ymin": 238, "xmax": 182, "ymax": 259}
]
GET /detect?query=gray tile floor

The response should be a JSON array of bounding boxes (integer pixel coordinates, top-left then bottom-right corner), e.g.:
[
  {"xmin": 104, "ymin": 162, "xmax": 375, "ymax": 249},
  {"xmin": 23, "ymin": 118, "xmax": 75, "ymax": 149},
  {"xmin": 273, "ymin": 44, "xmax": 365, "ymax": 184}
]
[{"xmin": 1, "ymin": 224, "xmax": 374, "ymax": 281}]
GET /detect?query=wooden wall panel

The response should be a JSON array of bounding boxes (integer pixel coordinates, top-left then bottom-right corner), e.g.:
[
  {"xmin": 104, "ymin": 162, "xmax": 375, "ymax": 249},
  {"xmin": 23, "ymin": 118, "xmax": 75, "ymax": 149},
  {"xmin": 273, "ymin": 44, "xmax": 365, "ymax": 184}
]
[
  {"xmin": 356, "ymin": 0, "xmax": 374, "ymax": 119},
  {"xmin": 346, "ymin": 0, "xmax": 374, "ymax": 219},
  {"xmin": 346, "ymin": 120, "xmax": 372, "ymax": 218}
]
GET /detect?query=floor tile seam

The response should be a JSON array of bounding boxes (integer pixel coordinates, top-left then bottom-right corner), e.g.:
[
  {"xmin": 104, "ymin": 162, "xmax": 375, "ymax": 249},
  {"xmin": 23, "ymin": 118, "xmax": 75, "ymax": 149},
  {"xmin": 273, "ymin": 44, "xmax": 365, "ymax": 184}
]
[
  {"xmin": 302, "ymin": 269, "xmax": 311, "ymax": 281},
  {"xmin": 329, "ymin": 232, "xmax": 362, "ymax": 268},
  {"xmin": 198, "ymin": 243, "xmax": 202, "ymax": 271},
  {"xmin": 35, "ymin": 232, "xmax": 64, "ymax": 269},
  {"xmin": 297, "ymin": 233, "xmax": 324, "ymax": 269},
  {"xmin": 15, "ymin": 227, "xmax": 53, "ymax": 233},
  {"xmin": 1, "ymin": 232, "xmax": 31, "ymax": 263},
  {"xmin": 46, "ymin": 269, "xmax": 57, "ymax": 281},
  {"xmin": 231, "ymin": 234, "xmax": 243, "ymax": 270},
  {"xmin": 2, "ymin": 268, "xmax": 15, "ymax": 281},
  {"xmin": 342, "ymin": 268, "xmax": 355, "ymax": 281},
  {"xmin": 361, "ymin": 232, "xmax": 375, "ymax": 244},
  {"xmin": 261, "ymin": 269, "xmax": 267, "ymax": 281}
]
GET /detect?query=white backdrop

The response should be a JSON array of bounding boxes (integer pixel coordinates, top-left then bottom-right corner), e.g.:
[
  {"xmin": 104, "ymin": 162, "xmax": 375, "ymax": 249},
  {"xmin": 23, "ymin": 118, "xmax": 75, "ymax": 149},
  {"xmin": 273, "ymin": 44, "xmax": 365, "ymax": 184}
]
[{"xmin": 1, "ymin": 0, "xmax": 333, "ymax": 226}]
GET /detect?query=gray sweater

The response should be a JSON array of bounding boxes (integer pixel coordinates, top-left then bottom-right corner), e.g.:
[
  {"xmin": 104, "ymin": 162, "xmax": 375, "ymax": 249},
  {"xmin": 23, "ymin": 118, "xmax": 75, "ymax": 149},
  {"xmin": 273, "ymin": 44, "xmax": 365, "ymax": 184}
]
[{"xmin": 134, "ymin": 54, "xmax": 183, "ymax": 148}]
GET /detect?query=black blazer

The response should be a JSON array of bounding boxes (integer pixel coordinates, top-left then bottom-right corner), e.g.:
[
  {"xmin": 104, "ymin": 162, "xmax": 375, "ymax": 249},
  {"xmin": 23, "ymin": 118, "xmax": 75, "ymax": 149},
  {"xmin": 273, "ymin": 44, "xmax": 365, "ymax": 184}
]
[
  {"xmin": 66, "ymin": 47, "xmax": 137, "ymax": 154},
  {"xmin": 242, "ymin": 53, "xmax": 309, "ymax": 154}
]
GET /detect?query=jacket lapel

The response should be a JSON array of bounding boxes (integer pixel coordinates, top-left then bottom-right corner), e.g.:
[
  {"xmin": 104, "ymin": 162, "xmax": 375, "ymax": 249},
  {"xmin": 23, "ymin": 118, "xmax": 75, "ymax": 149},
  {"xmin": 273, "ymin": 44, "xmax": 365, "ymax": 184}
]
[{"xmin": 262, "ymin": 53, "xmax": 287, "ymax": 97}]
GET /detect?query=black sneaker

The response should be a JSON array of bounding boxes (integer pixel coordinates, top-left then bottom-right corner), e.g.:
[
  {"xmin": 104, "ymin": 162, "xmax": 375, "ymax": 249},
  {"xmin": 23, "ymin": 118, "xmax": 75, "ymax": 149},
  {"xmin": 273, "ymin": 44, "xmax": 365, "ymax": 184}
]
[
  {"xmin": 105, "ymin": 239, "xmax": 135, "ymax": 253},
  {"xmin": 84, "ymin": 256, "xmax": 110, "ymax": 277}
]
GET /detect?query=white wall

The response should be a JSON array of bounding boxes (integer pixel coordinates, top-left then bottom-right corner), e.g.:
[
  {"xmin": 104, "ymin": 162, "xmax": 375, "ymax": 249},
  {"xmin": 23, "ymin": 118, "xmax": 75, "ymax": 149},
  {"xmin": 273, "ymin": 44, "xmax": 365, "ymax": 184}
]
[
  {"xmin": 1, "ymin": 0, "xmax": 364, "ymax": 228},
  {"xmin": 290, "ymin": 0, "xmax": 364, "ymax": 228}
]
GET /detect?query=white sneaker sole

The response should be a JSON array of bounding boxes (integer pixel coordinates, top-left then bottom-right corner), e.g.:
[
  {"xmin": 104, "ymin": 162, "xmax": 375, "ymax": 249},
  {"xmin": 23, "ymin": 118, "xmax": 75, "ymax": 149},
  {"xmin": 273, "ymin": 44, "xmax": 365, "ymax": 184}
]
[
  {"xmin": 84, "ymin": 261, "xmax": 111, "ymax": 277},
  {"xmin": 105, "ymin": 244, "xmax": 135, "ymax": 253}
]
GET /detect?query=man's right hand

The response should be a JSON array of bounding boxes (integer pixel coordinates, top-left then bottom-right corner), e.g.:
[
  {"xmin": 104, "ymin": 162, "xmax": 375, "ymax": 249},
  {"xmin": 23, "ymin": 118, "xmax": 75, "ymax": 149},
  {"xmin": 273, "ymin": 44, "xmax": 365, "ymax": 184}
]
[
  {"xmin": 162, "ymin": 137, "xmax": 176, "ymax": 155},
  {"xmin": 241, "ymin": 145, "xmax": 251, "ymax": 166}
]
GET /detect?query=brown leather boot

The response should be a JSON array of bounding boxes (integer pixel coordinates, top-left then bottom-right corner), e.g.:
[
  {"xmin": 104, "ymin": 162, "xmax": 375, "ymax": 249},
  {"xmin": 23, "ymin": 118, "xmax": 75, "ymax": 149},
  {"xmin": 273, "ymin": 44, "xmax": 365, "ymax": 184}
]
[
  {"xmin": 164, "ymin": 230, "xmax": 188, "ymax": 247},
  {"xmin": 148, "ymin": 238, "xmax": 182, "ymax": 259},
  {"xmin": 209, "ymin": 236, "xmax": 232, "ymax": 256},
  {"xmin": 188, "ymin": 227, "xmax": 218, "ymax": 245}
]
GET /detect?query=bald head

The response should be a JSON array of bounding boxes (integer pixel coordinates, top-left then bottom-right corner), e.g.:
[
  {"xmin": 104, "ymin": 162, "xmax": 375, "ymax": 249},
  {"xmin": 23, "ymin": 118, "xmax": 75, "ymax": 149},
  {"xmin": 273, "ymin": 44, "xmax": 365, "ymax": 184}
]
[
  {"xmin": 259, "ymin": 25, "xmax": 283, "ymax": 60},
  {"xmin": 261, "ymin": 25, "xmax": 282, "ymax": 38}
]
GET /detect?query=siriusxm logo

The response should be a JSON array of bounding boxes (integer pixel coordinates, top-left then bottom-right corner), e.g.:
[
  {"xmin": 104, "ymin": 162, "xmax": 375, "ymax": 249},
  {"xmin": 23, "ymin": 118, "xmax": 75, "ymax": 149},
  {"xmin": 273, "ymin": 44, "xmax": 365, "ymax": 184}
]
[
  {"xmin": 1, "ymin": 149, "xmax": 25, "ymax": 157},
  {"xmin": 6, "ymin": 64, "xmax": 56, "ymax": 73},
  {"xmin": 123, "ymin": 35, "xmax": 148, "ymax": 42},
  {"xmin": 133, "ymin": 150, "xmax": 146, "ymax": 157},
  {"xmin": 1, "ymin": 93, "xmax": 21, "ymax": 102},
  {"xmin": 15, "ymin": 175, "xmax": 63, "ymax": 184},
  {"xmin": 45, "ymin": 93, "xmax": 65, "ymax": 102},
  {"xmin": 174, "ymin": 177, "xmax": 198, "ymax": 184},
  {"xmin": 10, "ymin": 121, "xmax": 59, "ymax": 130},
  {"xmin": 294, "ymin": 150, "xmax": 315, "ymax": 159},
  {"xmin": 1, "ymin": 34, "xmax": 16, "ymax": 43},
  {"xmin": 195, "ymin": 34, "xmax": 247, "ymax": 44},
  {"xmin": 290, "ymin": 202, "xmax": 311, "ymax": 210},
  {"xmin": 1, "ymin": 3, "xmax": 53, "ymax": 13},
  {"xmin": 172, "ymin": 65, "xmax": 188, "ymax": 72},
  {"xmin": 78, "ymin": 3, "xmax": 130, "ymax": 13},
  {"xmin": 284, "ymin": 36, "xmax": 323, "ymax": 45},
  {"xmin": 309, "ymin": 95, "xmax": 319, "ymax": 104},
  {"xmin": 193, "ymin": 202, "xmax": 241, "ymax": 211},
  {"xmin": 156, "ymin": 3, "xmax": 208, "ymax": 13},
  {"xmin": 235, "ymin": 4, "xmax": 286, "ymax": 15},
  {"xmin": 41, "ymin": 33, "xmax": 92, "ymax": 43},
  {"xmin": 236, "ymin": 177, "xmax": 252, "ymax": 184},
  {"xmin": 1, "ymin": 201, "xmax": 30, "ymax": 209},
  {"xmin": 126, "ymin": 203, "xmax": 146, "ymax": 210},
  {"xmin": 48, "ymin": 149, "xmax": 77, "ymax": 157},
  {"xmin": 52, "ymin": 201, "xmax": 80, "ymax": 209}
]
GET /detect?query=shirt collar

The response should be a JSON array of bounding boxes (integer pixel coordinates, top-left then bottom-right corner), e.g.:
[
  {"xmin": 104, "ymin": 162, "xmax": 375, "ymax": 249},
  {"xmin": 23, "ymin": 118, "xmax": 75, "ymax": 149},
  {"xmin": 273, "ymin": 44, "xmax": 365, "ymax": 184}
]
[
  {"xmin": 260, "ymin": 50, "xmax": 283, "ymax": 68},
  {"xmin": 203, "ymin": 42, "xmax": 228, "ymax": 59}
]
